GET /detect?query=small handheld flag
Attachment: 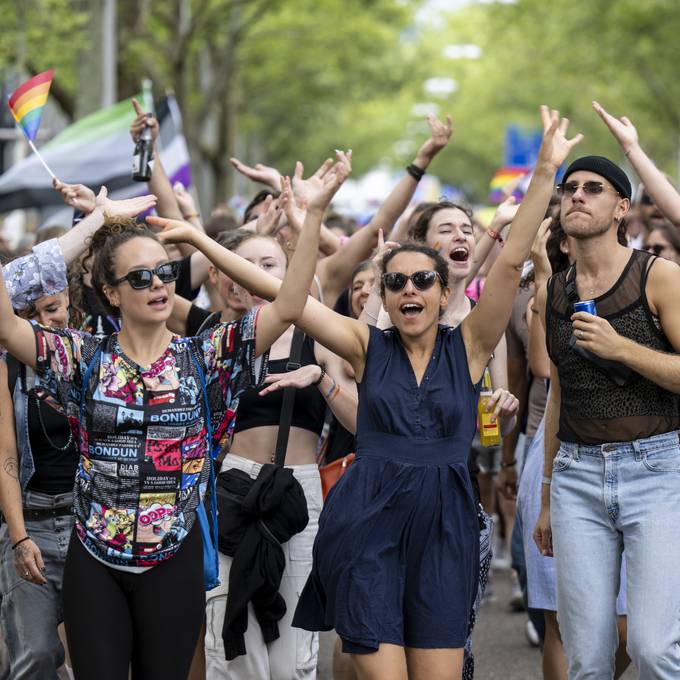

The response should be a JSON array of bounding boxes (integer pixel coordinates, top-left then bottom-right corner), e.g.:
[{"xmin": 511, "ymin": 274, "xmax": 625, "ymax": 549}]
[{"xmin": 8, "ymin": 69, "xmax": 57, "ymax": 180}]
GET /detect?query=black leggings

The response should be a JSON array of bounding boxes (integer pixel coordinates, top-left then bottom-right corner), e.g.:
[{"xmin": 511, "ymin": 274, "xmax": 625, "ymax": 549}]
[{"xmin": 63, "ymin": 525, "xmax": 204, "ymax": 680}]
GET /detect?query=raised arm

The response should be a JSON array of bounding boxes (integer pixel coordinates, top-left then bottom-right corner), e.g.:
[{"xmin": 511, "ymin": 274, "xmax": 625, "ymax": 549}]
[
  {"xmin": 462, "ymin": 106, "xmax": 583, "ymax": 381},
  {"xmin": 52, "ymin": 183, "xmax": 157, "ymax": 265},
  {"xmin": 0, "ymin": 273, "xmax": 37, "ymax": 368},
  {"xmin": 318, "ymin": 114, "xmax": 454, "ymax": 306},
  {"xmin": 593, "ymin": 101, "xmax": 680, "ymax": 227},
  {"xmin": 465, "ymin": 196, "xmax": 518, "ymax": 285}
]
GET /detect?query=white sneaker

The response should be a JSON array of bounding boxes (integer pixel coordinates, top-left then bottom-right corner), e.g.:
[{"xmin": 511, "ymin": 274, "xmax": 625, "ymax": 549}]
[{"xmin": 525, "ymin": 620, "xmax": 541, "ymax": 648}]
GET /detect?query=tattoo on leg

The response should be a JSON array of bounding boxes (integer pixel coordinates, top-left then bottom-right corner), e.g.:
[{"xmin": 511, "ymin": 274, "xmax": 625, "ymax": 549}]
[{"xmin": 3, "ymin": 457, "xmax": 19, "ymax": 480}]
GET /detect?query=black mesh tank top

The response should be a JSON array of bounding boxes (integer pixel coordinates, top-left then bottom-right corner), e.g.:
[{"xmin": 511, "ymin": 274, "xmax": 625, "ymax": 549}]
[{"xmin": 546, "ymin": 249, "xmax": 680, "ymax": 444}]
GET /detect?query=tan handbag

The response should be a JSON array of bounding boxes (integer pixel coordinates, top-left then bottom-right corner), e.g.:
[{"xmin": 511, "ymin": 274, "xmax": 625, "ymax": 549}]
[{"xmin": 319, "ymin": 453, "xmax": 356, "ymax": 501}]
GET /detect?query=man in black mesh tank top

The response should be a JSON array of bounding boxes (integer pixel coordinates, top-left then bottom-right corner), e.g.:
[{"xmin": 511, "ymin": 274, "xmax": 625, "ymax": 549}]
[{"xmin": 533, "ymin": 151, "xmax": 680, "ymax": 679}]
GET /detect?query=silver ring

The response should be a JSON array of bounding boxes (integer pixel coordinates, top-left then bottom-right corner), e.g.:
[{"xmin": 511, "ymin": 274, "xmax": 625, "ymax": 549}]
[
  {"xmin": 24, "ymin": 571, "xmax": 30, "ymax": 578},
  {"xmin": 578, "ymin": 330, "xmax": 584, "ymax": 339}
]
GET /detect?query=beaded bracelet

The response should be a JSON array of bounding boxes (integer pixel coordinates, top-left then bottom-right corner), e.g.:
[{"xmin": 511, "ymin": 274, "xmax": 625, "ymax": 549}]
[
  {"xmin": 312, "ymin": 365, "xmax": 327, "ymax": 386},
  {"xmin": 541, "ymin": 476, "xmax": 552, "ymax": 486},
  {"xmin": 500, "ymin": 458, "xmax": 516, "ymax": 469}
]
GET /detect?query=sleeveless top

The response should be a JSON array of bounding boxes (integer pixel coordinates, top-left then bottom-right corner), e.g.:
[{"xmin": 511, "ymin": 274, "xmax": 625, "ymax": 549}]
[
  {"xmin": 356, "ymin": 324, "xmax": 481, "ymax": 464},
  {"xmin": 234, "ymin": 335, "xmax": 326, "ymax": 435},
  {"xmin": 546, "ymin": 249, "xmax": 680, "ymax": 444}
]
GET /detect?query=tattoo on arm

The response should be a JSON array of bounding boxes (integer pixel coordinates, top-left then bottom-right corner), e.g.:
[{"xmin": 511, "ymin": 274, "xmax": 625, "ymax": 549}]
[{"xmin": 3, "ymin": 457, "xmax": 19, "ymax": 480}]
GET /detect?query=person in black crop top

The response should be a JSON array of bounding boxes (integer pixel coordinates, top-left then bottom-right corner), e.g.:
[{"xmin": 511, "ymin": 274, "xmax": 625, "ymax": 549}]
[
  {"xmin": 533, "ymin": 116, "xmax": 680, "ymax": 678},
  {"xmin": 0, "ymin": 289, "xmax": 78, "ymax": 678}
]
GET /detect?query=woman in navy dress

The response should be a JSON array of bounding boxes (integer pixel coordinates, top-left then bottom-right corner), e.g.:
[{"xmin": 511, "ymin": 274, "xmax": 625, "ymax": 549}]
[{"xmin": 157, "ymin": 107, "xmax": 581, "ymax": 679}]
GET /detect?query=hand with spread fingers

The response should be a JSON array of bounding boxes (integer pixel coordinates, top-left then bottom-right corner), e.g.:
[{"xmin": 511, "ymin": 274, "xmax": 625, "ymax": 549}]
[
  {"xmin": 293, "ymin": 150, "xmax": 352, "ymax": 209},
  {"xmin": 537, "ymin": 105, "xmax": 584, "ymax": 173}
]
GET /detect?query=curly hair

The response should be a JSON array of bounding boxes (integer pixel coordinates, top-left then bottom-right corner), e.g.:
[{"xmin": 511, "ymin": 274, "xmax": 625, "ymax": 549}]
[{"xmin": 84, "ymin": 218, "xmax": 162, "ymax": 316}]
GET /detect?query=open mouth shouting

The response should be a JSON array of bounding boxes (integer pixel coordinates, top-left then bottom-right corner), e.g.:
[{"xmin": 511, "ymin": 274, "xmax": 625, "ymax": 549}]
[
  {"xmin": 399, "ymin": 302, "xmax": 424, "ymax": 319},
  {"xmin": 449, "ymin": 246, "xmax": 469, "ymax": 265}
]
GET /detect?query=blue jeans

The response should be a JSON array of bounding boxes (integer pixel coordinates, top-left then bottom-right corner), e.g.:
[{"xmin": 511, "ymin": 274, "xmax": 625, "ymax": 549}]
[
  {"xmin": 551, "ymin": 430, "xmax": 680, "ymax": 679},
  {"xmin": 0, "ymin": 490, "xmax": 74, "ymax": 680}
]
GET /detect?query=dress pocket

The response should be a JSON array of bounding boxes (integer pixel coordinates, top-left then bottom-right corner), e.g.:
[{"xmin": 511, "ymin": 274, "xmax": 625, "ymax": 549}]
[{"xmin": 642, "ymin": 444, "xmax": 680, "ymax": 472}]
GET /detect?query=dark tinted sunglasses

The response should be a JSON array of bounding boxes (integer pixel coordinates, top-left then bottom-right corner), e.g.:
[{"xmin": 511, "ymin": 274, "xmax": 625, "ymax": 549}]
[
  {"xmin": 556, "ymin": 181, "xmax": 619, "ymax": 198},
  {"xmin": 642, "ymin": 244, "xmax": 666, "ymax": 256},
  {"xmin": 382, "ymin": 270, "xmax": 442, "ymax": 292},
  {"xmin": 113, "ymin": 261, "xmax": 180, "ymax": 290}
]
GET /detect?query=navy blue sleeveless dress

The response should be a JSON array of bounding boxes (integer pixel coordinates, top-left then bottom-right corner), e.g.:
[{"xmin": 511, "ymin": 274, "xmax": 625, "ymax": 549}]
[{"xmin": 293, "ymin": 324, "xmax": 481, "ymax": 652}]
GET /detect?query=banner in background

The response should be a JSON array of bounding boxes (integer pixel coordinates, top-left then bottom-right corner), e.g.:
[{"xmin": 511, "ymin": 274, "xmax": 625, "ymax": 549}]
[{"xmin": 0, "ymin": 95, "xmax": 191, "ymax": 214}]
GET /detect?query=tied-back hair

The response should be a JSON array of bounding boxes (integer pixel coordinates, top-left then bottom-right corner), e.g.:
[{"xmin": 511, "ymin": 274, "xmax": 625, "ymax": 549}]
[
  {"xmin": 411, "ymin": 200, "xmax": 473, "ymax": 244},
  {"xmin": 84, "ymin": 218, "xmax": 161, "ymax": 316},
  {"xmin": 380, "ymin": 242, "xmax": 450, "ymax": 297}
]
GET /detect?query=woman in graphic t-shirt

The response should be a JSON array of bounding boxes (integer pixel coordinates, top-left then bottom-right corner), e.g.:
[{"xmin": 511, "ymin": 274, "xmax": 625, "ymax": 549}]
[{"xmin": 0, "ymin": 162, "xmax": 349, "ymax": 680}]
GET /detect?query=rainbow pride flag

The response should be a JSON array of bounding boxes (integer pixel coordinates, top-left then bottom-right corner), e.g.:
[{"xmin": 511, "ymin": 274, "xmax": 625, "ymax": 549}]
[
  {"xmin": 489, "ymin": 166, "xmax": 529, "ymax": 203},
  {"xmin": 8, "ymin": 69, "xmax": 54, "ymax": 142}
]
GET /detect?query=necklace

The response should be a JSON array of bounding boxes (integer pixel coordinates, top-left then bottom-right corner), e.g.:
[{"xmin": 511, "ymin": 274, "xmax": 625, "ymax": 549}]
[{"xmin": 33, "ymin": 396, "xmax": 74, "ymax": 452}]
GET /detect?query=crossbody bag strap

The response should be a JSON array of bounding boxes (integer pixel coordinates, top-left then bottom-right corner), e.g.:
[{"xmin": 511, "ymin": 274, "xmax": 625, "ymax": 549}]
[
  {"xmin": 272, "ymin": 327, "xmax": 305, "ymax": 468},
  {"xmin": 79, "ymin": 346, "xmax": 102, "ymax": 423},
  {"xmin": 188, "ymin": 341, "xmax": 220, "ymax": 589},
  {"xmin": 564, "ymin": 263, "xmax": 579, "ymax": 305}
]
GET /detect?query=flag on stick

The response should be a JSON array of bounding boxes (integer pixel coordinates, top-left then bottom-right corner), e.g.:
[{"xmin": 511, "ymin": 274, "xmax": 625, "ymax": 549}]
[{"xmin": 7, "ymin": 69, "xmax": 57, "ymax": 179}]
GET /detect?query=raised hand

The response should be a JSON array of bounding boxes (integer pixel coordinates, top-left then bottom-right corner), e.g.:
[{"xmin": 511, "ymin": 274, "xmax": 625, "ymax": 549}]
[
  {"xmin": 255, "ymin": 193, "xmax": 284, "ymax": 236},
  {"xmin": 592, "ymin": 100, "xmax": 638, "ymax": 154},
  {"xmin": 292, "ymin": 156, "xmax": 336, "ymax": 207},
  {"xmin": 415, "ymin": 113, "xmax": 454, "ymax": 166},
  {"xmin": 53, "ymin": 179, "xmax": 98, "ymax": 214},
  {"xmin": 130, "ymin": 98, "xmax": 159, "ymax": 144},
  {"xmin": 279, "ymin": 176, "xmax": 304, "ymax": 235},
  {"xmin": 96, "ymin": 186, "xmax": 157, "ymax": 219},
  {"xmin": 372, "ymin": 228, "xmax": 400, "ymax": 273},
  {"xmin": 530, "ymin": 217, "xmax": 553, "ymax": 281},
  {"xmin": 491, "ymin": 195, "xmax": 519, "ymax": 228},
  {"xmin": 537, "ymin": 105, "xmax": 584, "ymax": 173},
  {"xmin": 147, "ymin": 215, "xmax": 196, "ymax": 245},
  {"xmin": 173, "ymin": 181, "xmax": 199, "ymax": 219},
  {"xmin": 304, "ymin": 150, "xmax": 352, "ymax": 213},
  {"xmin": 229, "ymin": 157, "xmax": 282, "ymax": 191}
]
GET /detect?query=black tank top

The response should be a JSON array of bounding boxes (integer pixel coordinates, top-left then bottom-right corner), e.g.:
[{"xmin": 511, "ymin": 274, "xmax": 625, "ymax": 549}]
[
  {"xmin": 234, "ymin": 335, "xmax": 327, "ymax": 435},
  {"xmin": 546, "ymin": 249, "xmax": 680, "ymax": 444}
]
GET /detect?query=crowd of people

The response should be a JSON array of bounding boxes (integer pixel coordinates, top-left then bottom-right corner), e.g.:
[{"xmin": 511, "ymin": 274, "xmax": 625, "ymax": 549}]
[{"xmin": 0, "ymin": 96, "xmax": 679, "ymax": 680}]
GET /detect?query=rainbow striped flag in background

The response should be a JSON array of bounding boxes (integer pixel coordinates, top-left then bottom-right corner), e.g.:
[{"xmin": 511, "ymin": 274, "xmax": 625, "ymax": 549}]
[
  {"xmin": 7, "ymin": 69, "xmax": 54, "ymax": 142},
  {"xmin": 488, "ymin": 165, "xmax": 529, "ymax": 203}
]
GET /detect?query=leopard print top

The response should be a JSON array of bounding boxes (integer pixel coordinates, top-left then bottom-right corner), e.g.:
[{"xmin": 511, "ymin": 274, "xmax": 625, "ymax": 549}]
[{"xmin": 546, "ymin": 249, "xmax": 680, "ymax": 444}]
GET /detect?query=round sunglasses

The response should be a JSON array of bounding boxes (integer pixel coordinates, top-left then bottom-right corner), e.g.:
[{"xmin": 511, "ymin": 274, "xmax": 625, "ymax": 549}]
[
  {"xmin": 382, "ymin": 270, "xmax": 443, "ymax": 292},
  {"xmin": 113, "ymin": 261, "xmax": 180, "ymax": 290}
]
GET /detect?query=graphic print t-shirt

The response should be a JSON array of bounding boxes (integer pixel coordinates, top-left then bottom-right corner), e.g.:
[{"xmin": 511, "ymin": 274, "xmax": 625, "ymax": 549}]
[{"xmin": 32, "ymin": 309, "xmax": 266, "ymax": 568}]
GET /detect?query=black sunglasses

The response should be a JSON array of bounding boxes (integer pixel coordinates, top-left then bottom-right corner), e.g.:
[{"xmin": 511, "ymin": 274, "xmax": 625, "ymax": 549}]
[
  {"xmin": 113, "ymin": 261, "xmax": 180, "ymax": 290},
  {"xmin": 556, "ymin": 181, "xmax": 620, "ymax": 198},
  {"xmin": 642, "ymin": 244, "xmax": 666, "ymax": 256},
  {"xmin": 382, "ymin": 270, "xmax": 442, "ymax": 292}
]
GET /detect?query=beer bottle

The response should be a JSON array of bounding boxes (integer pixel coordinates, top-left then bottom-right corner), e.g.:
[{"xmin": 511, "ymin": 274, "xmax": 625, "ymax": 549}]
[
  {"xmin": 132, "ymin": 113, "xmax": 154, "ymax": 182},
  {"xmin": 478, "ymin": 367, "xmax": 501, "ymax": 447}
]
